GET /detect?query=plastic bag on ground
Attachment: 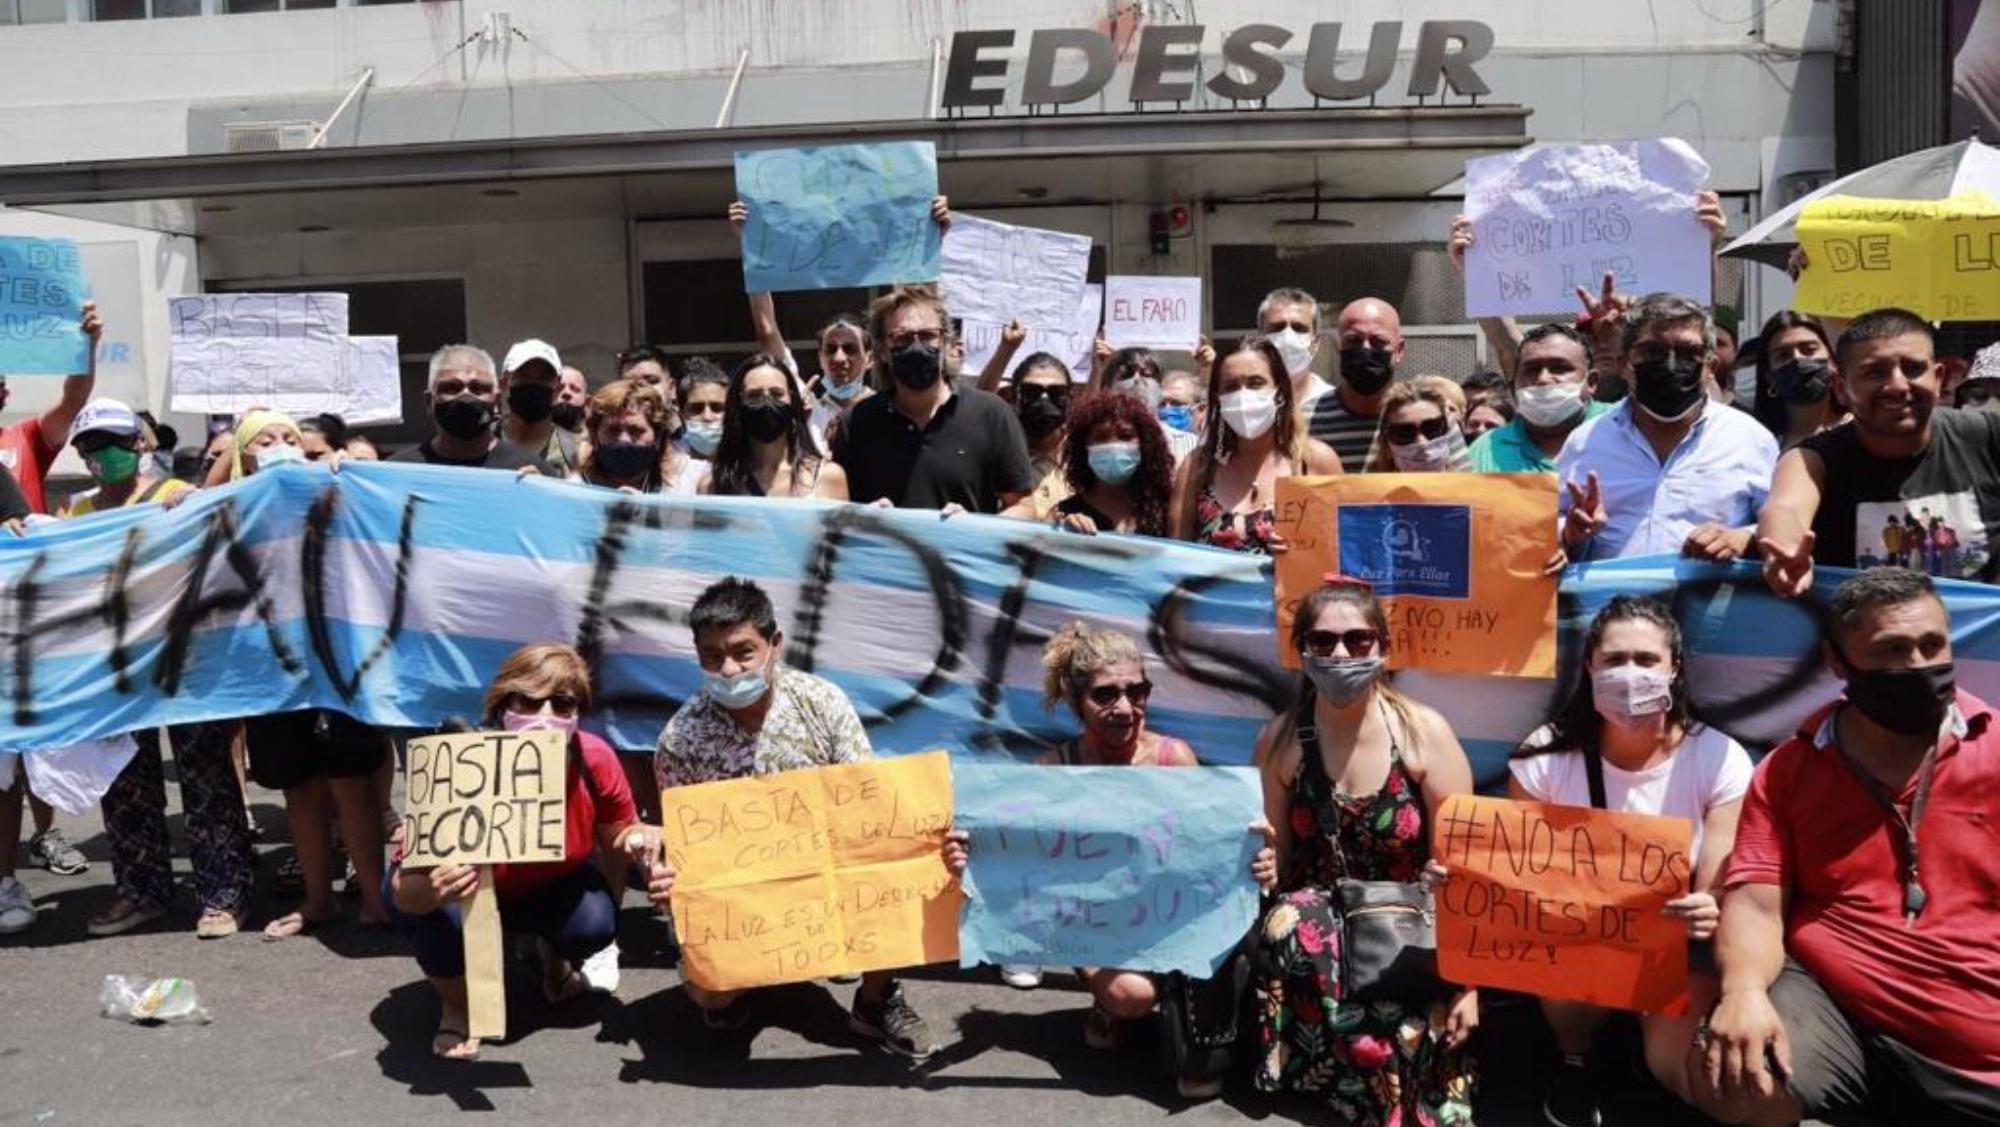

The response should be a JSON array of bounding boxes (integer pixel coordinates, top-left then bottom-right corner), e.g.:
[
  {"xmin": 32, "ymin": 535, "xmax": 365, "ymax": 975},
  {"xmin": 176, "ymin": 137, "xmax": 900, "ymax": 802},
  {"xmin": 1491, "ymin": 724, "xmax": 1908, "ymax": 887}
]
[{"xmin": 99, "ymin": 975, "xmax": 211, "ymax": 1025}]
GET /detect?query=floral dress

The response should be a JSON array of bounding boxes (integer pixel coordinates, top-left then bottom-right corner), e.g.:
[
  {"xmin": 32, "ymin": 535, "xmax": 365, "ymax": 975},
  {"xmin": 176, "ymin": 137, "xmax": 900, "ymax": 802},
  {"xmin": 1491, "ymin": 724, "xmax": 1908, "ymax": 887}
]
[
  {"xmin": 1195, "ymin": 488, "xmax": 1279, "ymax": 554},
  {"xmin": 1254, "ymin": 709, "xmax": 1475, "ymax": 1126}
]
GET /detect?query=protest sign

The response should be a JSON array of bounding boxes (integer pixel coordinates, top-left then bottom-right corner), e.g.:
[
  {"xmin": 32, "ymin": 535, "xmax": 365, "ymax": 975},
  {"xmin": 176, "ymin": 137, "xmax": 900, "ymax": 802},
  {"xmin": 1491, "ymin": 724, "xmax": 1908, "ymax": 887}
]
[
  {"xmin": 400, "ymin": 729, "xmax": 569, "ymax": 867},
  {"xmin": 168, "ymin": 293, "xmax": 359, "ymax": 416},
  {"xmin": 939, "ymin": 213, "xmax": 1091, "ymax": 328},
  {"xmin": 954, "ymin": 763, "xmax": 1261, "ymax": 976},
  {"xmin": 341, "ymin": 336, "xmax": 404, "ymax": 425},
  {"xmin": 1434, "ymin": 795, "xmax": 1692, "ymax": 1014},
  {"xmin": 735, "ymin": 141, "xmax": 942, "ymax": 292},
  {"xmin": 0, "ymin": 236, "xmax": 90, "ymax": 375},
  {"xmin": 1273, "ymin": 473, "xmax": 1558, "ymax": 676},
  {"xmin": 960, "ymin": 283, "xmax": 1101, "ymax": 382},
  {"xmin": 1104, "ymin": 275, "xmax": 1201, "ymax": 350},
  {"xmin": 1793, "ymin": 192, "xmax": 2000, "ymax": 320},
  {"xmin": 661, "ymin": 752, "xmax": 961, "ymax": 991},
  {"xmin": 1463, "ymin": 139, "xmax": 1711, "ymax": 317}
]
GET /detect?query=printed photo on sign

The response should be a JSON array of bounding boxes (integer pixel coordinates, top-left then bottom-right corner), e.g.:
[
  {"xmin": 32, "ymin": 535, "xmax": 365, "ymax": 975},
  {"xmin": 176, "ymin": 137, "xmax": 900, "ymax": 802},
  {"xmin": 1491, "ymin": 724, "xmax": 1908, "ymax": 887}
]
[
  {"xmin": 1337, "ymin": 503, "xmax": 1473, "ymax": 599},
  {"xmin": 1853, "ymin": 493, "xmax": 1991, "ymax": 580}
]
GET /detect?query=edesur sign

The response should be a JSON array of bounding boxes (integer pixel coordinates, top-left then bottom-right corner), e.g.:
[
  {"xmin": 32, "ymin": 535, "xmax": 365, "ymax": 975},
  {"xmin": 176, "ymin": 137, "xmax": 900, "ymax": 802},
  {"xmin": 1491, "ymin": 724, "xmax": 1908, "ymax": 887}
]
[{"xmin": 942, "ymin": 20, "xmax": 1495, "ymax": 112}]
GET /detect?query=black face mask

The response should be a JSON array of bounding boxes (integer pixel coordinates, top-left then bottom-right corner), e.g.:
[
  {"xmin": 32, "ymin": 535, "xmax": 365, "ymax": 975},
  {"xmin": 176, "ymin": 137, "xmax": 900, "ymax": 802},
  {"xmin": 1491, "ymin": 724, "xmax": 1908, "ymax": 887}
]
[
  {"xmin": 1770, "ymin": 358, "xmax": 1831, "ymax": 407},
  {"xmin": 1632, "ymin": 356, "xmax": 1707, "ymax": 421},
  {"xmin": 434, "ymin": 395, "xmax": 495, "ymax": 440},
  {"xmin": 1019, "ymin": 395, "xmax": 1067, "ymax": 438},
  {"xmin": 1844, "ymin": 659, "xmax": 1956, "ymax": 737},
  {"xmin": 508, "ymin": 382, "xmax": 556, "ymax": 424},
  {"xmin": 1337, "ymin": 344, "xmax": 1395, "ymax": 395},
  {"xmin": 742, "ymin": 400, "xmax": 794, "ymax": 445},
  {"xmin": 890, "ymin": 342, "xmax": 944, "ymax": 392},
  {"xmin": 550, "ymin": 401, "xmax": 585, "ymax": 431},
  {"xmin": 595, "ymin": 440, "xmax": 656, "ymax": 483}
]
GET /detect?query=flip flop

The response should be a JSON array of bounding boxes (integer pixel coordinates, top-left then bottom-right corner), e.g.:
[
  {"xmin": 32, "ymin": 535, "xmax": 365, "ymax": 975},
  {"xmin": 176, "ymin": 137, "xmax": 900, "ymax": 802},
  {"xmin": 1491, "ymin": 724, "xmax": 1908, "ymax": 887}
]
[
  {"xmin": 261, "ymin": 909, "xmax": 337, "ymax": 942},
  {"xmin": 432, "ymin": 1022, "xmax": 481, "ymax": 1061}
]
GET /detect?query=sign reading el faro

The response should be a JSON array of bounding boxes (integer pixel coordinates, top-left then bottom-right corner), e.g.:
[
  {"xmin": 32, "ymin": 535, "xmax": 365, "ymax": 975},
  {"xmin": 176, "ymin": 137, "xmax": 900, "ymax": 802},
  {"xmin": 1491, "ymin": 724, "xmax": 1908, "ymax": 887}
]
[{"xmin": 942, "ymin": 21, "xmax": 1496, "ymax": 113}]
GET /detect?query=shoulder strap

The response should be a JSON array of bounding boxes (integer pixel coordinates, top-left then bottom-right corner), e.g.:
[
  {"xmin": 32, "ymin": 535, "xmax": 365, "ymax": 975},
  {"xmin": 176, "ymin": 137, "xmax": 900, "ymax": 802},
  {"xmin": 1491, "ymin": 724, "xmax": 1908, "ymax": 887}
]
[
  {"xmin": 135, "ymin": 477, "xmax": 175, "ymax": 505},
  {"xmin": 1584, "ymin": 745, "xmax": 1608, "ymax": 810}
]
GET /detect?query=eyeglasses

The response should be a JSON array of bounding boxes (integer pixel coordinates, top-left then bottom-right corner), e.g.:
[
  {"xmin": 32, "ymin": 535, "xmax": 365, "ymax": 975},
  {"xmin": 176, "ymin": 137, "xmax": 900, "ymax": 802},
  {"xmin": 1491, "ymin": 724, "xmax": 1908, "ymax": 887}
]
[
  {"xmin": 887, "ymin": 329, "xmax": 945, "ymax": 350},
  {"xmin": 73, "ymin": 433, "xmax": 134, "ymax": 456},
  {"xmin": 1017, "ymin": 383, "xmax": 1069, "ymax": 406},
  {"xmin": 1383, "ymin": 416, "xmax": 1452, "ymax": 446},
  {"xmin": 741, "ymin": 390, "xmax": 787, "ymax": 409},
  {"xmin": 435, "ymin": 377, "xmax": 495, "ymax": 398},
  {"xmin": 1303, "ymin": 629, "xmax": 1380, "ymax": 658},
  {"xmin": 1632, "ymin": 343, "xmax": 1707, "ymax": 367},
  {"xmin": 1087, "ymin": 681, "xmax": 1153, "ymax": 707},
  {"xmin": 1264, "ymin": 318, "xmax": 1314, "ymax": 335},
  {"xmin": 505, "ymin": 692, "xmax": 581, "ymax": 717}
]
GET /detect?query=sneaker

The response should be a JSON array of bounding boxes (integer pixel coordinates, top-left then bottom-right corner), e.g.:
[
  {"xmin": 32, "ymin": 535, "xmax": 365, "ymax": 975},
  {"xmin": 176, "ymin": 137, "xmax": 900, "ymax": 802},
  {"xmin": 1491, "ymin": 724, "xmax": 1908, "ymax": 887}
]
[
  {"xmin": 0, "ymin": 876, "xmax": 35, "ymax": 934},
  {"xmin": 1176, "ymin": 1075, "xmax": 1225, "ymax": 1101},
  {"xmin": 86, "ymin": 897, "xmax": 166, "ymax": 937},
  {"xmin": 580, "ymin": 941, "xmax": 621, "ymax": 994},
  {"xmin": 1543, "ymin": 1055, "xmax": 1602, "ymax": 1127},
  {"xmin": 701, "ymin": 994, "xmax": 753, "ymax": 1031},
  {"xmin": 848, "ymin": 984, "xmax": 937, "ymax": 1059},
  {"xmin": 1083, "ymin": 1005, "xmax": 1125, "ymax": 1052},
  {"xmin": 29, "ymin": 829, "xmax": 88, "ymax": 876},
  {"xmin": 1000, "ymin": 964, "xmax": 1044, "ymax": 990}
]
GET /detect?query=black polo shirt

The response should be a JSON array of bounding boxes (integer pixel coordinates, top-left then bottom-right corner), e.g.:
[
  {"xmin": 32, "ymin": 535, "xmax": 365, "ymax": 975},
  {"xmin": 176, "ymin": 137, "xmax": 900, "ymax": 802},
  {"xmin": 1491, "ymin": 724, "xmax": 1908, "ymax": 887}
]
[
  {"xmin": 387, "ymin": 437, "xmax": 553, "ymax": 475},
  {"xmin": 833, "ymin": 387, "xmax": 1034, "ymax": 512}
]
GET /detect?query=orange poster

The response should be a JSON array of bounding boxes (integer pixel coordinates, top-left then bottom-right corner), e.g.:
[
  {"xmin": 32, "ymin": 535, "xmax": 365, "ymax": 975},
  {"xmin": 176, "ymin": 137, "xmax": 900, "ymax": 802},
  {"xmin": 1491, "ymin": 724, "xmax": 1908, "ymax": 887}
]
[
  {"xmin": 660, "ymin": 751, "xmax": 962, "ymax": 992},
  {"xmin": 1273, "ymin": 472, "xmax": 1557, "ymax": 675},
  {"xmin": 1433, "ymin": 795, "xmax": 1692, "ymax": 1014}
]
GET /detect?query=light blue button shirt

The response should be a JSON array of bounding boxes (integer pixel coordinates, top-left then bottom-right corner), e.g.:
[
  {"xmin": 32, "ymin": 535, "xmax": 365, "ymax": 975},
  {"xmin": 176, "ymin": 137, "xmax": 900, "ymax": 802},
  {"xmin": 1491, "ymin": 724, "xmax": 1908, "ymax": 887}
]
[{"xmin": 1555, "ymin": 400, "xmax": 1778, "ymax": 561}]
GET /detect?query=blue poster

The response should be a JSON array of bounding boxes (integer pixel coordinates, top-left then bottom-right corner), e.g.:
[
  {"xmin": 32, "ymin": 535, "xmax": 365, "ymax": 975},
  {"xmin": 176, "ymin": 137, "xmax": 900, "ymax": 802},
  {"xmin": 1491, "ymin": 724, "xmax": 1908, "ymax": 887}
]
[
  {"xmin": 1338, "ymin": 502, "xmax": 1473, "ymax": 598},
  {"xmin": 735, "ymin": 141, "xmax": 942, "ymax": 293},
  {"xmin": 0, "ymin": 236, "xmax": 89, "ymax": 375},
  {"xmin": 954, "ymin": 763, "xmax": 1264, "ymax": 977}
]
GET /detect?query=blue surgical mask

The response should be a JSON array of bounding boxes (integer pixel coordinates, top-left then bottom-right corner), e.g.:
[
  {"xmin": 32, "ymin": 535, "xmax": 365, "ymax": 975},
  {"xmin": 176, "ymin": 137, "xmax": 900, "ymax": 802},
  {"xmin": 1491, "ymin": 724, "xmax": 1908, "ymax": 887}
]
[
  {"xmin": 823, "ymin": 377, "xmax": 864, "ymax": 402},
  {"xmin": 1157, "ymin": 403, "xmax": 1195, "ymax": 433},
  {"xmin": 684, "ymin": 419, "xmax": 722, "ymax": 456},
  {"xmin": 704, "ymin": 665, "xmax": 769, "ymax": 710},
  {"xmin": 256, "ymin": 443, "xmax": 307, "ymax": 469},
  {"xmin": 1087, "ymin": 441, "xmax": 1143, "ymax": 485}
]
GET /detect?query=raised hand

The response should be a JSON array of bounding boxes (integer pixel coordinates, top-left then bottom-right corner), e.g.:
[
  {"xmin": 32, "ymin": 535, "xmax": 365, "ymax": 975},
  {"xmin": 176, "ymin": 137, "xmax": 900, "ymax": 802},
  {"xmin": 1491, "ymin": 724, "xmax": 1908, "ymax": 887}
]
[
  {"xmin": 931, "ymin": 195, "xmax": 952, "ymax": 232},
  {"xmin": 1758, "ymin": 530, "xmax": 1817, "ymax": 599},
  {"xmin": 1695, "ymin": 189, "xmax": 1727, "ymax": 247},
  {"xmin": 727, "ymin": 199, "xmax": 747, "ymax": 235},
  {"xmin": 1562, "ymin": 471, "xmax": 1607, "ymax": 549},
  {"xmin": 1448, "ymin": 214, "xmax": 1474, "ymax": 273}
]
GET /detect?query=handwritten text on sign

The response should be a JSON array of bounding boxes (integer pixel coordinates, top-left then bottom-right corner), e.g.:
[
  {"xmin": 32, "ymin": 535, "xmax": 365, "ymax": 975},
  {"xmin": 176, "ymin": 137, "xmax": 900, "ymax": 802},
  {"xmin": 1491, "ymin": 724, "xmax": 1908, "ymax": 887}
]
[
  {"xmin": 662, "ymin": 752, "xmax": 961, "ymax": 991},
  {"xmin": 940, "ymin": 213, "xmax": 1091, "ymax": 329},
  {"xmin": 1793, "ymin": 192, "xmax": 2000, "ymax": 321},
  {"xmin": 401, "ymin": 729, "xmax": 568, "ymax": 867},
  {"xmin": 1104, "ymin": 275, "xmax": 1201, "ymax": 351},
  {"xmin": 1273, "ymin": 473, "xmax": 1558, "ymax": 676},
  {"xmin": 954, "ymin": 763, "xmax": 1262, "ymax": 976},
  {"xmin": 1463, "ymin": 139, "xmax": 1711, "ymax": 317},
  {"xmin": 168, "ymin": 293, "xmax": 356, "ymax": 416},
  {"xmin": 961, "ymin": 282, "xmax": 1101, "ymax": 383},
  {"xmin": 0, "ymin": 236, "xmax": 90, "ymax": 375},
  {"xmin": 735, "ymin": 141, "xmax": 942, "ymax": 293},
  {"xmin": 1434, "ymin": 795, "xmax": 1692, "ymax": 1014}
]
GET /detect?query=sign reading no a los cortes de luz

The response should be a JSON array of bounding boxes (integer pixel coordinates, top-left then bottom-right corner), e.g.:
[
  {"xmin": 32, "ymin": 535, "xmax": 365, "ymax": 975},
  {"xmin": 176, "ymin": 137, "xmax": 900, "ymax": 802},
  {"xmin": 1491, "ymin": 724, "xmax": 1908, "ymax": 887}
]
[{"xmin": 1273, "ymin": 473, "xmax": 1558, "ymax": 676}]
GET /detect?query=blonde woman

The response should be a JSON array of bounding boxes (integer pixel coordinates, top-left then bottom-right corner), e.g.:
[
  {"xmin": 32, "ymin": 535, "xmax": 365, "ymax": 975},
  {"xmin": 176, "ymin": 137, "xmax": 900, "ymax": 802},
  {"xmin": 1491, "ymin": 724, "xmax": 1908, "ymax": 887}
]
[{"xmin": 1363, "ymin": 375, "xmax": 1470, "ymax": 473}]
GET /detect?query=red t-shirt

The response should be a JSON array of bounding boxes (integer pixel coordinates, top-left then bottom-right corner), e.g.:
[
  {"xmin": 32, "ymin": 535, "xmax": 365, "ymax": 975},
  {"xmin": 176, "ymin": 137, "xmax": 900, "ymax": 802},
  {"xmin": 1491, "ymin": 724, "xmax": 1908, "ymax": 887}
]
[
  {"xmin": 0, "ymin": 417, "xmax": 56, "ymax": 515},
  {"xmin": 490, "ymin": 731, "xmax": 635, "ymax": 905},
  {"xmin": 1725, "ymin": 691, "xmax": 2000, "ymax": 1080}
]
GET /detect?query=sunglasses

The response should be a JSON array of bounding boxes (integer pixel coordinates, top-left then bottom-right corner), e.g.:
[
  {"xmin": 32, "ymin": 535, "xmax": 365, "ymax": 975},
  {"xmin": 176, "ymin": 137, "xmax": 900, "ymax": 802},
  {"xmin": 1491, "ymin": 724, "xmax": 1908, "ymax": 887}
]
[
  {"xmin": 1087, "ymin": 680, "xmax": 1152, "ymax": 707},
  {"xmin": 1017, "ymin": 383, "xmax": 1069, "ymax": 406},
  {"xmin": 1383, "ymin": 417, "xmax": 1452, "ymax": 446},
  {"xmin": 74, "ymin": 433, "xmax": 135, "ymax": 456},
  {"xmin": 1303, "ymin": 629, "xmax": 1380, "ymax": 658},
  {"xmin": 741, "ymin": 389, "xmax": 788, "ymax": 409},
  {"xmin": 506, "ymin": 691, "xmax": 581, "ymax": 717}
]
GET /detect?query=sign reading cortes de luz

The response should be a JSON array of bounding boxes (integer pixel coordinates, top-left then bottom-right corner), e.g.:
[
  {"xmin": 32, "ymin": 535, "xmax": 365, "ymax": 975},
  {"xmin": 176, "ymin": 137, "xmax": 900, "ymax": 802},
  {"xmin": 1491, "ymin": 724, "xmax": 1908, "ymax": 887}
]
[{"xmin": 942, "ymin": 20, "xmax": 1495, "ymax": 114}]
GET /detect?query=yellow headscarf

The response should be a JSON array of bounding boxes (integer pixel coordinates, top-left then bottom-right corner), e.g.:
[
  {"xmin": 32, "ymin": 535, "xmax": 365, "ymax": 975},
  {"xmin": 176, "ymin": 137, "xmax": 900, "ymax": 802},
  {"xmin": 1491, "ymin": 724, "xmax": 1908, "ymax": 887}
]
[{"xmin": 230, "ymin": 410, "xmax": 303, "ymax": 481}]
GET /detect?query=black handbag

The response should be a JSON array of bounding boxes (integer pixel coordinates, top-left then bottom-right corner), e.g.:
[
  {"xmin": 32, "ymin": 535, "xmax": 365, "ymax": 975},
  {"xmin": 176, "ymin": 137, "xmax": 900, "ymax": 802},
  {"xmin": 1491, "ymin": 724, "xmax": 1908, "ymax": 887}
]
[
  {"xmin": 1296, "ymin": 692, "xmax": 1444, "ymax": 1003},
  {"xmin": 1157, "ymin": 939, "xmax": 1256, "ymax": 1084}
]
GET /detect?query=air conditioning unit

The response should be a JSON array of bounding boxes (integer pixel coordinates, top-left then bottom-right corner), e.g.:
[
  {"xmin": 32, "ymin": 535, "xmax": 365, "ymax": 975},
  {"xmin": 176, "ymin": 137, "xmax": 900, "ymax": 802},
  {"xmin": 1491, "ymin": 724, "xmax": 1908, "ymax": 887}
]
[{"xmin": 223, "ymin": 120, "xmax": 321, "ymax": 153}]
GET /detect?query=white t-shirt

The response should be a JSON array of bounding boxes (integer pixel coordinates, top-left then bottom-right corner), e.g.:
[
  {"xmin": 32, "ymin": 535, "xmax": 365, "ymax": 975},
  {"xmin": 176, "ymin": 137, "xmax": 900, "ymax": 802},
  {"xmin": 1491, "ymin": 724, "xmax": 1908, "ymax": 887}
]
[{"xmin": 1508, "ymin": 724, "xmax": 1753, "ymax": 861}]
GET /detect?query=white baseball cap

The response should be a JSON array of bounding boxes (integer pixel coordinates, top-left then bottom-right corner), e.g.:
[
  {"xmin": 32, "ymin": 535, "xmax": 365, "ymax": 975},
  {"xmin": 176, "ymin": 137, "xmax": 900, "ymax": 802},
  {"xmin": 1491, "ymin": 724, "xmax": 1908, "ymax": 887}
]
[
  {"xmin": 503, "ymin": 338, "xmax": 562, "ymax": 375},
  {"xmin": 69, "ymin": 397, "xmax": 141, "ymax": 442}
]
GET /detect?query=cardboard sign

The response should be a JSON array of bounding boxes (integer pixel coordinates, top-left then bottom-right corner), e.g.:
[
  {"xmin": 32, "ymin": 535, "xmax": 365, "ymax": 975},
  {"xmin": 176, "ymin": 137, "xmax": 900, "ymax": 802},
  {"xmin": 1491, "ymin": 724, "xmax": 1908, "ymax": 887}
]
[
  {"xmin": 1104, "ymin": 275, "xmax": 1201, "ymax": 350},
  {"xmin": 168, "ymin": 293, "xmax": 392, "ymax": 420},
  {"xmin": 1793, "ymin": 192, "xmax": 2000, "ymax": 321},
  {"xmin": 0, "ymin": 236, "xmax": 90, "ymax": 375},
  {"xmin": 401, "ymin": 729, "xmax": 569, "ymax": 868},
  {"xmin": 940, "ymin": 213, "xmax": 1091, "ymax": 328},
  {"xmin": 1273, "ymin": 473, "xmax": 1558, "ymax": 676},
  {"xmin": 961, "ymin": 282, "xmax": 1101, "ymax": 382},
  {"xmin": 1464, "ymin": 139, "xmax": 1712, "ymax": 317},
  {"xmin": 661, "ymin": 751, "xmax": 961, "ymax": 992},
  {"xmin": 1434, "ymin": 795, "xmax": 1693, "ymax": 1014},
  {"xmin": 734, "ymin": 141, "xmax": 942, "ymax": 293},
  {"xmin": 954, "ymin": 763, "xmax": 1262, "ymax": 976}
]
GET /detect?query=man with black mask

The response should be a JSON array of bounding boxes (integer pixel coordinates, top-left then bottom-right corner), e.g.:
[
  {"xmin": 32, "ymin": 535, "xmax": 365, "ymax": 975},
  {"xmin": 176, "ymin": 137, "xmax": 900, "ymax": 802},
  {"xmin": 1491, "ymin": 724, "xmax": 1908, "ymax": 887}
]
[
  {"xmin": 389, "ymin": 344, "xmax": 554, "ymax": 472},
  {"xmin": 1556, "ymin": 292, "xmax": 1777, "ymax": 562},
  {"xmin": 1306, "ymin": 297, "xmax": 1404, "ymax": 472},
  {"xmin": 497, "ymin": 339, "xmax": 579, "ymax": 476},
  {"xmin": 1696, "ymin": 568, "xmax": 2000, "ymax": 1127},
  {"xmin": 553, "ymin": 363, "xmax": 590, "ymax": 434},
  {"xmin": 833, "ymin": 285, "xmax": 1033, "ymax": 513}
]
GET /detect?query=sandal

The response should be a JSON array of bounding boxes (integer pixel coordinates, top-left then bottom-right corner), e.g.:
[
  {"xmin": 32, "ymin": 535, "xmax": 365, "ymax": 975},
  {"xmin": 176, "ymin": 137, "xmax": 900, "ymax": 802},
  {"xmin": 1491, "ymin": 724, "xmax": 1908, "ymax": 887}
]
[
  {"xmin": 261, "ymin": 908, "xmax": 337, "ymax": 942},
  {"xmin": 195, "ymin": 908, "xmax": 244, "ymax": 940},
  {"xmin": 432, "ymin": 1021, "xmax": 481, "ymax": 1061},
  {"xmin": 87, "ymin": 898, "xmax": 166, "ymax": 938},
  {"xmin": 540, "ymin": 946, "xmax": 588, "ymax": 1006}
]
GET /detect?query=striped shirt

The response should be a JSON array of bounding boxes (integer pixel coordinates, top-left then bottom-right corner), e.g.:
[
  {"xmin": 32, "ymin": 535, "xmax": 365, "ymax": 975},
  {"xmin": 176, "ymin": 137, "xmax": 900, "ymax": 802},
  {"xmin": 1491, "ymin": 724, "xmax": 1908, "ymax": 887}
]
[{"xmin": 1304, "ymin": 389, "xmax": 1379, "ymax": 473}]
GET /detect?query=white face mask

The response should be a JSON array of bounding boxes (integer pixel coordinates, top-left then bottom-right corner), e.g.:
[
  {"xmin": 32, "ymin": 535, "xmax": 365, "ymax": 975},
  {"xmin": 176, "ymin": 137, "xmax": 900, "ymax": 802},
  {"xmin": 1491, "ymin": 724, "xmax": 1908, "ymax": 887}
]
[
  {"xmin": 1271, "ymin": 328, "xmax": 1316, "ymax": 376},
  {"xmin": 1219, "ymin": 388, "xmax": 1279, "ymax": 440},
  {"xmin": 1389, "ymin": 426, "xmax": 1469, "ymax": 472},
  {"xmin": 1515, "ymin": 382, "xmax": 1587, "ymax": 429},
  {"xmin": 1591, "ymin": 663, "xmax": 1674, "ymax": 722}
]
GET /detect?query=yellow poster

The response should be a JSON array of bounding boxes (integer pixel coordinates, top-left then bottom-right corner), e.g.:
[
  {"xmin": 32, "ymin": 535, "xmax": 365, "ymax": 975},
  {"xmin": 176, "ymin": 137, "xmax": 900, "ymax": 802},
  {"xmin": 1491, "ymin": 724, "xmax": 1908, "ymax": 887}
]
[
  {"xmin": 1794, "ymin": 192, "xmax": 2000, "ymax": 321},
  {"xmin": 1273, "ymin": 473, "xmax": 1558, "ymax": 676},
  {"xmin": 660, "ymin": 751, "xmax": 962, "ymax": 992}
]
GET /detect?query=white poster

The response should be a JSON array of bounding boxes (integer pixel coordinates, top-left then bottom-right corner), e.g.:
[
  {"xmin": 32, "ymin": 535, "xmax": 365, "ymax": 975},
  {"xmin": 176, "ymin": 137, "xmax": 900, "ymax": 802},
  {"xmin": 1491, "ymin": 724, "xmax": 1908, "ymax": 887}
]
[
  {"xmin": 939, "ymin": 213, "xmax": 1091, "ymax": 329},
  {"xmin": 168, "ymin": 293, "xmax": 399, "ymax": 423},
  {"xmin": 1463, "ymin": 138, "xmax": 1712, "ymax": 317},
  {"xmin": 961, "ymin": 283, "xmax": 1101, "ymax": 383},
  {"xmin": 1104, "ymin": 275, "xmax": 1201, "ymax": 351}
]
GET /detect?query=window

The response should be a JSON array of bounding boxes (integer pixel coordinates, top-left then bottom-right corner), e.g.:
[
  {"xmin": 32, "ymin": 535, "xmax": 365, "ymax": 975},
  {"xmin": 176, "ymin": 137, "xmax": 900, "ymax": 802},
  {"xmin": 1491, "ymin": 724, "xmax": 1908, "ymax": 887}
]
[
  {"xmin": 92, "ymin": 0, "xmax": 199, "ymax": 16},
  {"xmin": 210, "ymin": 278, "xmax": 468, "ymax": 450},
  {"xmin": 0, "ymin": 0, "xmax": 71, "ymax": 23},
  {"xmin": 1210, "ymin": 241, "xmax": 1481, "ymax": 376}
]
